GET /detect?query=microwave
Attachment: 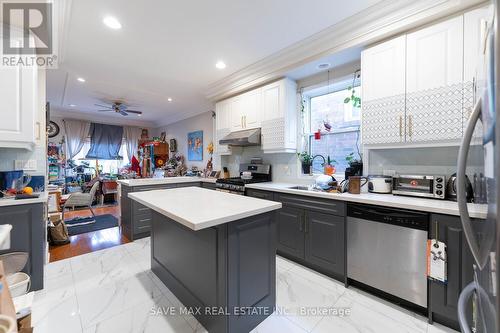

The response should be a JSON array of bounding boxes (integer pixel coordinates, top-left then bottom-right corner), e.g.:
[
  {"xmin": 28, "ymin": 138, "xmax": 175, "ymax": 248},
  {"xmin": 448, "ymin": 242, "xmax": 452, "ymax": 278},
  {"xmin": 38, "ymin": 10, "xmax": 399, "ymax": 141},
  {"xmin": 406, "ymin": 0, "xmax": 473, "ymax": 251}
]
[{"xmin": 392, "ymin": 175, "xmax": 446, "ymax": 200}]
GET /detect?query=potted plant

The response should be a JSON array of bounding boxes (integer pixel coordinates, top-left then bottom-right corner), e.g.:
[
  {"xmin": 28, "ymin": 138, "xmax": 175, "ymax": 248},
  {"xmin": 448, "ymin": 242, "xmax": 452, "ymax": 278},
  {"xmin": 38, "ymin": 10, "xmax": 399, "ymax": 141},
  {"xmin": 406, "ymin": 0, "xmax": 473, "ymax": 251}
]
[
  {"xmin": 345, "ymin": 152, "xmax": 363, "ymax": 177},
  {"xmin": 324, "ymin": 156, "xmax": 337, "ymax": 175},
  {"xmin": 297, "ymin": 152, "xmax": 313, "ymax": 175}
]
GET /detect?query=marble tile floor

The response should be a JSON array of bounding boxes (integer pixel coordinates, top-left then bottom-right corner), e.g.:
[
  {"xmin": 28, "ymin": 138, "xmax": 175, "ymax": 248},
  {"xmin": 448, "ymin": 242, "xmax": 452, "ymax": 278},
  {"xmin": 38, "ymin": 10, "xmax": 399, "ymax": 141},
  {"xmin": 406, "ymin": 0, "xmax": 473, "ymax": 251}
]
[{"xmin": 33, "ymin": 237, "xmax": 458, "ymax": 333}]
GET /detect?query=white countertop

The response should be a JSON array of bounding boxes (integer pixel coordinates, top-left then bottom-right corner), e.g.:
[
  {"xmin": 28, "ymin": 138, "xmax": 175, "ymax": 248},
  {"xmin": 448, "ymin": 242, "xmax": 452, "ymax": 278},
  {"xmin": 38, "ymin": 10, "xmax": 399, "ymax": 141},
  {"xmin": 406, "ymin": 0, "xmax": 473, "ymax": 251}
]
[
  {"xmin": 246, "ymin": 182, "xmax": 488, "ymax": 219},
  {"xmin": 128, "ymin": 186, "xmax": 282, "ymax": 231},
  {"xmin": 117, "ymin": 177, "xmax": 216, "ymax": 187},
  {"xmin": 0, "ymin": 192, "xmax": 48, "ymax": 207}
]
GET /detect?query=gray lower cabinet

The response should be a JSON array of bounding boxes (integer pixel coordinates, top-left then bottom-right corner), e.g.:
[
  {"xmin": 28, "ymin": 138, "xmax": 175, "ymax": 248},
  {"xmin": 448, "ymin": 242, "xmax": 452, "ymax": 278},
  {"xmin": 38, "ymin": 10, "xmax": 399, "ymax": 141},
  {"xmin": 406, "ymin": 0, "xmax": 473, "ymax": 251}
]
[
  {"xmin": 429, "ymin": 213, "xmax": 474, "ymax": 331},
  {"xmin": 121, "ymin": 183, "xmax": 182, "ymax": 240},
  {"xmin": 0, "ymin": 203, "xmax": 45, "ymax": 291},
  {"xmin": 201, "ymin": 182, "xmax": 217, "ymax": 190},
  {"xmin": 246, "ymin": 189, "xmax": 274, "ymax": 200},
  {"xmin": 304, "ymin": 210, "xmax": 345, "ymax": 279},
  {"xmin": 276, "ymin": 206, "xmax": 304, "ymax": 259},
  {"xmin": 275, "ymin": 193, "xmax": 345, "ymax": 281}
]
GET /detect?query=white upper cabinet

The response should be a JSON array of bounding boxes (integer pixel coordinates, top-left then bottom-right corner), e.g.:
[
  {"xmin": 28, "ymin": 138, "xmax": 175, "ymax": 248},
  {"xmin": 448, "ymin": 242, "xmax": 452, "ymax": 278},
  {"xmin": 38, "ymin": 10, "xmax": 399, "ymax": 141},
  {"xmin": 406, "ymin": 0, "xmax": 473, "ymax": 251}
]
[
  {"xmin": 215, "ymin": 100, "xmax": 231, "ymax": 155},
  {"xmin": 0, "ymin": 56, "xmax": 38, "ymax": 150},
  {"xmin": 464, "ymin": 5, "xmax": 493, "ymax": 83},
  {"xmin": 241, "ymin": 88, "xmax": 261, "ymax": 129},
  {"xmin": 229, "ymin": 89, "xmax": 262, "ymax": 132},
  {"xmin": 361, "ymin": 36, "xmax": 406, "ymax": 145},
  {"xmin": 361, "ymin": 35, "xmax": 406, "ymax": 102},
  {"xmin": 261, "ymin": 78, "xmax": 297, "ymax": 153},
  {"xmin": 463, "ymin": 5, "xmax": 493, "ymax": 140},
  {"xmin": 214, "ymin": 77, "xmax": 297, "ymax": 154},
  {"xmin": 405, "ymin": 16, "xmax": 464, "ymax": 143},
  {"xmin": 406, "ymin": 16, "xmax": 463, "ymax": 93}
]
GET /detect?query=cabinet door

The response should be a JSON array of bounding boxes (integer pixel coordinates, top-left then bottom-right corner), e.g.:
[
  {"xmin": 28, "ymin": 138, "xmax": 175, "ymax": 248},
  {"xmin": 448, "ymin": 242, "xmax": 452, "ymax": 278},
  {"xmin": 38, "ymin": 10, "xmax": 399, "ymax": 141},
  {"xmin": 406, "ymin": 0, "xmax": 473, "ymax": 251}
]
[
  {"xmin": 464, "ymin": 5, "xmax": 492, "ymax": 141},
  {"xmin": 215, "ymin": 101, "xmax": 231, "ymax": 155},
  {"xmin": 241, "ymin": 88, "xmax": 261, "ymax": 129},
  {"xmin": 262, "ymin": 81, "xmax": 282, "ymax": 122},
  {"xmin": 0, "ymin": 39, "xmax": 37, "ymax": 148},
  {"xmin": 230, "ymin": 96, "xmax": 244, "ymax": 132},
  {"xmin": 361, "ymin": 36, "xmax": 406, "ymax": 102},
  {"xmin": 304, "ymin": 211, "xmax": 345, "ymax": 278},
  {"xmin": 406, "ymin": 16, "xmax": 464, "ymax": 142},
  {"xmin": 429, "ymin": 214, "xmax": 474, "ymax": 331},
  {"xmin": 361, "ymin": 36, "xmax": 406, "ymax": 145},
  {"xmin": 276, "ymin": 206, "xmax": 304, "ymax": 260}
]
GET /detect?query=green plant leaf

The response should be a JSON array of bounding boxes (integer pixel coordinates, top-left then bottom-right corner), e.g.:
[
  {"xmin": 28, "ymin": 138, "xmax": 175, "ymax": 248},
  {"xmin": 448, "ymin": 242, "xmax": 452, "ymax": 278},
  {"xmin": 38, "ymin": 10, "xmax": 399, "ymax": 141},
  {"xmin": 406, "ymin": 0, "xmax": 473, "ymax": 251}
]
[
  {"xmin": 347, "ymin": 86, "xmax": 352, "ymax": 90},
  {"xmin": 344, "ymin": 97, "xmax": 351, "ymax": 103}
]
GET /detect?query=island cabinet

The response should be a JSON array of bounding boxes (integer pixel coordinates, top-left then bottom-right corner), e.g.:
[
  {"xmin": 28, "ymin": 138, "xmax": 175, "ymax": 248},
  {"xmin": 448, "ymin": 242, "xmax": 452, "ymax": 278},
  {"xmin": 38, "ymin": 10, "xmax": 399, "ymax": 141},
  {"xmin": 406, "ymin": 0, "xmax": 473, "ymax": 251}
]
[
  {"xmin": 429, "ymin": 214, "xmax": 475, "ymax": 331},
  {"xmin": 129, "ymin": 187, "xmax": 281, "ymax": 333},
  {"xmin": 274, "ymin": 193, "xmax": 345, "ymax": 281}
]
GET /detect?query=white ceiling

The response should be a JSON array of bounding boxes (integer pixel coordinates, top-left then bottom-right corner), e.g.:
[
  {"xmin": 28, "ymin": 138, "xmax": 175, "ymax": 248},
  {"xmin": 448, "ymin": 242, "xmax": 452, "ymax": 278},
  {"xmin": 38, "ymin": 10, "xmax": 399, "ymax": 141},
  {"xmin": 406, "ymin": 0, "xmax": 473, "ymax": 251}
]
[{"xmin": 48, "ymin": 0, "xmax": 381, "ymax": 128}]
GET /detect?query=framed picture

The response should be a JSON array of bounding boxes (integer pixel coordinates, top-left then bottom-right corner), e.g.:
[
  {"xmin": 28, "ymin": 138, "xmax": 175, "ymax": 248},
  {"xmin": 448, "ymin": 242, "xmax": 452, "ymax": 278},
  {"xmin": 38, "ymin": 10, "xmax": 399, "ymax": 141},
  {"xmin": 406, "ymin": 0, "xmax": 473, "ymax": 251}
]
[{"xmin": 187, "ymin": 130, "xmax": 203, "ymax": 161}]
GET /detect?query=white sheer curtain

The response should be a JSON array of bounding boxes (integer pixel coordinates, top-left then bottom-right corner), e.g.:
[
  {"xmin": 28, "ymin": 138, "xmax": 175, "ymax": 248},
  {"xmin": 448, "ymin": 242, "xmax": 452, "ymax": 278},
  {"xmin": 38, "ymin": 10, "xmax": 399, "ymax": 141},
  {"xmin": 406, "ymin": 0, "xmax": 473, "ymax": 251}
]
[
  {"xmin": 123, "ymin": 126, "xmax": 143, "ymax": 162},
  {"xmin": 63, "ymin": 119, "xmax": 91, "ymax": 160}
]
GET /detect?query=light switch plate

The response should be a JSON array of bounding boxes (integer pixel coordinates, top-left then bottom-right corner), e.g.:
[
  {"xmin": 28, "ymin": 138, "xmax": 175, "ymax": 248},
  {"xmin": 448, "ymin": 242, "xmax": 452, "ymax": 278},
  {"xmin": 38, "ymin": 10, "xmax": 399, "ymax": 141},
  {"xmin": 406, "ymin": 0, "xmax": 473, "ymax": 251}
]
[{"xmin": 15, "ymin": 160, "xmax": 37, "ymax": 171}]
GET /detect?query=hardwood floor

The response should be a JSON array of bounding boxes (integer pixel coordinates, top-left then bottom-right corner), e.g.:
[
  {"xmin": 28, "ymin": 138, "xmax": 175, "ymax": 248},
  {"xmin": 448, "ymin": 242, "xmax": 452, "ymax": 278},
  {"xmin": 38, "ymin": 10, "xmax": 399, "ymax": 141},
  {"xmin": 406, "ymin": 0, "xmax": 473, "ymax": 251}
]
[{"xmin": 49, "ymin": 205, "xmax": 130, "ymax": 262}]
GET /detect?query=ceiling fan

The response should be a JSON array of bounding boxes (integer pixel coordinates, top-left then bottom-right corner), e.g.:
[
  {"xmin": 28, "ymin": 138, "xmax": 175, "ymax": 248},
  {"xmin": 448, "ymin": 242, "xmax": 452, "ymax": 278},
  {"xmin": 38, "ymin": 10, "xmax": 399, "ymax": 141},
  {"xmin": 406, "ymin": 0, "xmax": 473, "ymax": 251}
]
[{"xmin": 95, "ymin": 101, "xmax": 143, "ymax": 116}]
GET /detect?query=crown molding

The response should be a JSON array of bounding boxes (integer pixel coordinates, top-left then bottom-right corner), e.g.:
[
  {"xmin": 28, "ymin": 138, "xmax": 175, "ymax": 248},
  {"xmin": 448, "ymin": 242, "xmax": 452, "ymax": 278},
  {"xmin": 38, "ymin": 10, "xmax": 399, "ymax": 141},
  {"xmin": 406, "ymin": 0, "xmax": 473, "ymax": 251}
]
[
  {"xmin": 204, "ymin": 0, "xmax": 487, "ymax": 101},
  {"xmin": 51, "ymin": 108, "xmax": 156, "ymax": 128}
]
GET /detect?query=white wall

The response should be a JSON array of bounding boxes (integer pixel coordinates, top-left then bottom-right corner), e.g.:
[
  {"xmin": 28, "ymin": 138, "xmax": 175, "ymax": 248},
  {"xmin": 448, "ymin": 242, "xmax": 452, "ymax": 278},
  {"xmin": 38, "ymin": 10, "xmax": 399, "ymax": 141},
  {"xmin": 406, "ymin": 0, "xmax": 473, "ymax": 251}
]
[{"xmin": 153, "ymin": 112, "xmax": 214, "ymax": 170}]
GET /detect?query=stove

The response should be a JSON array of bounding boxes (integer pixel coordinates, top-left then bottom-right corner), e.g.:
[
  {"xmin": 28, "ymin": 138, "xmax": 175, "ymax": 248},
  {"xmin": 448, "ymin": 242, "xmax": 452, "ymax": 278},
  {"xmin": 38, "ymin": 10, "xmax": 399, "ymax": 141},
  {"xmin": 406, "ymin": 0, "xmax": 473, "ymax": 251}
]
[{"xmin": 216, "ymin": 164, "xmax": 272, "ymax": 194}]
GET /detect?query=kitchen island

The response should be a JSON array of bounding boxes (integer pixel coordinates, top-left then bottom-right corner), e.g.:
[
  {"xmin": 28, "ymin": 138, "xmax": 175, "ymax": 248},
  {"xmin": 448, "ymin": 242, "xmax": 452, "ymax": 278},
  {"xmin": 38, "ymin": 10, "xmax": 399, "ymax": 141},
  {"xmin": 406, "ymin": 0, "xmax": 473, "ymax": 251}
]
[{"xmin": 128, "ymin": 187, "xmax": 282, "ymax": 333}]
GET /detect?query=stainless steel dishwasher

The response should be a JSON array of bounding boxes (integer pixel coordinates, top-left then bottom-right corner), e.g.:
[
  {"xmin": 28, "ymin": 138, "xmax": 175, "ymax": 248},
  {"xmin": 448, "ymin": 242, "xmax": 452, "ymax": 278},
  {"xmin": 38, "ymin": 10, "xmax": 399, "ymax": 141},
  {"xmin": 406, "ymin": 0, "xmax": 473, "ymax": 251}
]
[{"xmin": 347, "ymin": 204, "xmax": 429, "ymax": 307}]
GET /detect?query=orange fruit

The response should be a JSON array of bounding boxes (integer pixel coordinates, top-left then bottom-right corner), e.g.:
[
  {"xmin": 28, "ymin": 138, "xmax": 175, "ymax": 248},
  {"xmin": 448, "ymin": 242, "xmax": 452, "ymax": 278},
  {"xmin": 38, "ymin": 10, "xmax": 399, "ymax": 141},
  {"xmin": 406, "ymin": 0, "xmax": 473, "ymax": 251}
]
[{"xmin": 23, "ymin": 187, "xmax": 33, "ymax": 194}]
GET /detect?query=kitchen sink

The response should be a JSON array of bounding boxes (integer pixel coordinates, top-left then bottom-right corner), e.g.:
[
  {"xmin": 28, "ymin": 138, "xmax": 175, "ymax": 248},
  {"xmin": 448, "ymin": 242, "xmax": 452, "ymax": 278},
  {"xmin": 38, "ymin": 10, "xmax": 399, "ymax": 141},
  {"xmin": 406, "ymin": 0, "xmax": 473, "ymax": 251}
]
[{"xmin": 287, "ymin": 185, "xmax": 314, "ymax": 191}]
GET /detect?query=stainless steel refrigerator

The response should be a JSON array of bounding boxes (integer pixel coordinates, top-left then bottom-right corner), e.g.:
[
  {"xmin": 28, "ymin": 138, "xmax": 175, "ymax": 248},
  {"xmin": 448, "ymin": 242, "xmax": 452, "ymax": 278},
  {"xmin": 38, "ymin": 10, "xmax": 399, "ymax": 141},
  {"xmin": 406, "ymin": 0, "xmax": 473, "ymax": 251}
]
[{"xmin": 457, "ymin": 1, "xmax": 498, "ymax": 332}]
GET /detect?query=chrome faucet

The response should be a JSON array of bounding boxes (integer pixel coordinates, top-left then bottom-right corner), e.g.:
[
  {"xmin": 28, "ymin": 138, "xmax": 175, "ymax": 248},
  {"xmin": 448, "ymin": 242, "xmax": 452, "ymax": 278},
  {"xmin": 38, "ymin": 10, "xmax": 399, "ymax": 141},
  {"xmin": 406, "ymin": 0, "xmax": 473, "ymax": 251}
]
[{"xmin": 310, "ymin": 155, "xmax": 326, "ymax": 175}]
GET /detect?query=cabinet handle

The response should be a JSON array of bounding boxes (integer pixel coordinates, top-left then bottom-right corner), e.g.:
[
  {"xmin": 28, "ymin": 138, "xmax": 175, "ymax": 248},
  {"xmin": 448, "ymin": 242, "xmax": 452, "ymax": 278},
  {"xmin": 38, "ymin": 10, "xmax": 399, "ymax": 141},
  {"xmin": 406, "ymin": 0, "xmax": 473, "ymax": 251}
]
[
  {"xmin": 241, "ymin": 116, "xmax": 243, "ymax": 128},
  {"xmin": 408, "ymin": 115, "xmax": 413, "ymax": 139},
  {"xmin": 244, "ymin": 115, "xmax": 247, "ymax": 128},
  {"xmin": 36, "ymin": 122, "xmax": 41, "ymax": 140},
  {"xmin": 399, "ymin": 116, "xmax": 402, "ymax": 139},
  {"xmin": 298, "ymin": 213, "xmax": 304, "ymax": 232}
]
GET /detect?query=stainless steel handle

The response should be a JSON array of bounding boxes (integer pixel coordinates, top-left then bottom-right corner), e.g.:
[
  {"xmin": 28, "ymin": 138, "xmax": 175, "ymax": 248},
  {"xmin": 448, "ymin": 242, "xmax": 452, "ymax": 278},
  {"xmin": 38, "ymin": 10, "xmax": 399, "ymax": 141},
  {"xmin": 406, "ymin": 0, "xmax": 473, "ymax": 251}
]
[
  {"xmin": 457, "ymin": 98, "xmax": 485, "ymax": 268},
  {"xmin": 244, "ymin": 115, "xmax": 247, "ymax": 128},
  {"xmin": 298, "ymin": 213, "xmax": 304, "ymax": 232},
  {"xmin": 36, "ymin": 122, "xmax": 41, "ymax": 140},
  {"xmin": 408, "ymin": 115, "xmax": 413, "ymax": 139},
  {"xmin": 139, "ymin": 218, "xmax": 151, "ymax": 222},
  {"xmin": 138, "ymin": 207, "xmax": 149, "ymax": 211},
  {"xmin": 399, "ymin": 116, "xmax": 402, "ymax": 139},
  {"xmin": 457, "ymin": 282, "xmax": 476, "ymax": 333},
  {"xmin": 241, "ymin": 116, "xmax": 243, "ymax": 128}
]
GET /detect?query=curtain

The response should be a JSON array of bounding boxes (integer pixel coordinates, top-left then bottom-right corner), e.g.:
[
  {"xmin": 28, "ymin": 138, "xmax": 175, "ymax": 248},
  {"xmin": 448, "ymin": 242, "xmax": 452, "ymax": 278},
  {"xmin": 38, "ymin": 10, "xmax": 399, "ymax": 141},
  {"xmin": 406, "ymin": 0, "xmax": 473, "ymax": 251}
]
[
  {"xmin": 123, "ymin": 126, "xmax": 143, "ymax": 161},
  {"xmin": 85, "ymin": 123, "xmax": 124, "ymax": 160},
  {"xmin": 63, "ymin": 119, "xmax": 91, "ymax": 160}
]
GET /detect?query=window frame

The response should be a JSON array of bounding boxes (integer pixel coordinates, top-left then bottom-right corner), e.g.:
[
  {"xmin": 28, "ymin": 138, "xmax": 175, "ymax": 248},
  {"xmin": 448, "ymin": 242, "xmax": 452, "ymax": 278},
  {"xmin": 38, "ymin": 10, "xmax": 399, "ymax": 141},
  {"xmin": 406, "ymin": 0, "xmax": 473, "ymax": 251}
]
[{"xmin": 301, "ymin": 77, "xmax": 361, "ymax": 177}]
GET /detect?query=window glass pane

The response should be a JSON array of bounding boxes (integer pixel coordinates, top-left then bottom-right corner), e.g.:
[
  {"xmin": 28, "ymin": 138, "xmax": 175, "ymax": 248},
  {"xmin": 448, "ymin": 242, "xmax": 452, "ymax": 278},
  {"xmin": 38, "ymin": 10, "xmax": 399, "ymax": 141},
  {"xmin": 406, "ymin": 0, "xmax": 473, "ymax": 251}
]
[
  {"xmin": 308, "ymin": 85, "xmax": 361, "ymax": 174},
  {"xmin": 309, "ymin": 86, "xmax": 361, "ymax": 133},
  {"xmin": 310, "ymin": 132, "xmax": 360, "ymax": 173}
]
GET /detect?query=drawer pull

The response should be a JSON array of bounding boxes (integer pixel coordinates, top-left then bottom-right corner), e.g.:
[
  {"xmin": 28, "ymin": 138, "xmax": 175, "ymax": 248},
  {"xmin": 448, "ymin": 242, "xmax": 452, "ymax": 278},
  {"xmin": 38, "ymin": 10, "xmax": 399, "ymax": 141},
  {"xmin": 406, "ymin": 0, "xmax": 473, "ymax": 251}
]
[
  {"xmin": 138, "ymin": 207, "xmax": 149, "ymax": 211},
  {"xmin": 139, "ymin": 218, "xmax": 151, "ymax": 222}
]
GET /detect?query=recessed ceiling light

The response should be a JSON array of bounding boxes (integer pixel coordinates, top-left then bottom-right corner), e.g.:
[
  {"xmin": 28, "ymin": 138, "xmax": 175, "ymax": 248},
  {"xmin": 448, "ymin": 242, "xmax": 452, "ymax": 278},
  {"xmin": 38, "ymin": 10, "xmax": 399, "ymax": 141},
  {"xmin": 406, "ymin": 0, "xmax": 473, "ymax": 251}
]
[
  {"xmin": 215, "ymin": 61, "xmax": 226, "ymax": 69},
  {"xmin": 69, "ymin": 104, "xmax": 76, "ymax": 107},
  {"xmin": 137, "ymin": 113, "xmax": 142, "ymax": 117},
  {"xmin": 167, "ymin": 97, "xmax": 173, "ymax": 102},
  {"xmin": 77, "ymin": 77, "xmax": 85, "ymax": 83},
  {"xmin": 103, "ymin": 16, "xmax": 122, "ymax": 30},
  {"xmin": 317, "ymin": 63, "xmax": 331, "ymax": 70}
]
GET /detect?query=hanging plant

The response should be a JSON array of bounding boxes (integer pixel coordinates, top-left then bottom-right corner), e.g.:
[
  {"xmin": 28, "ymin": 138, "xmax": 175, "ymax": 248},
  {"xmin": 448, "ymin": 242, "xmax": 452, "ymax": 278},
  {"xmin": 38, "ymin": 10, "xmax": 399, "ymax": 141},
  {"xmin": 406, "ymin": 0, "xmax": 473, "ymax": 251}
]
[{"xmin": 344, "ymin": 69, "xmax": 361, "ymax": 108}]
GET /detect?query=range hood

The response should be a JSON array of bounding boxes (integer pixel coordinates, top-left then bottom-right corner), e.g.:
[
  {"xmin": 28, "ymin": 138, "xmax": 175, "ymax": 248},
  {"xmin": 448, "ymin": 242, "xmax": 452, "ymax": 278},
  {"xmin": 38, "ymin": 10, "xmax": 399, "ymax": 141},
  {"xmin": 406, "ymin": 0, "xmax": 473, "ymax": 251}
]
[{"xmin": 219, "ymin": 128, "xmax": 261, "ymax": 146}]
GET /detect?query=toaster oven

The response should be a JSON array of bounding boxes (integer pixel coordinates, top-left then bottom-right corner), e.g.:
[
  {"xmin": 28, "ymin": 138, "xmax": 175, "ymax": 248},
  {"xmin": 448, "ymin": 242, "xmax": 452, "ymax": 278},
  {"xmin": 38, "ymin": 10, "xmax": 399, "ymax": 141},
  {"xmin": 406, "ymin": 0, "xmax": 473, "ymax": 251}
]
[{"xmin": 392, "ymin": 175, "xmax": 446, "ymax": 199}]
